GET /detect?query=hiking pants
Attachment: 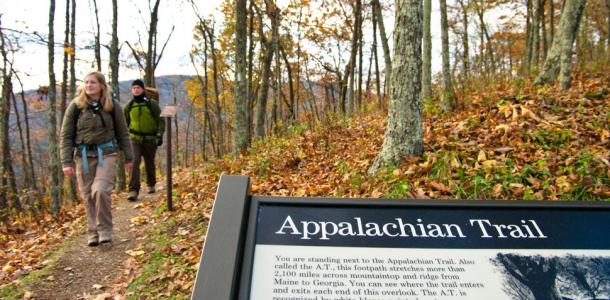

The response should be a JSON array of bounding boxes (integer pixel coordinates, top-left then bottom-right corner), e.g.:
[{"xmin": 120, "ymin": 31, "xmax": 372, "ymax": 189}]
[
  {"xmin": 129, "ymin": 139, "xmax": 158, "ymax": 192},
  {"xmin": 76, "ymin": 153, "xmax": 117, "ymax": 241}
]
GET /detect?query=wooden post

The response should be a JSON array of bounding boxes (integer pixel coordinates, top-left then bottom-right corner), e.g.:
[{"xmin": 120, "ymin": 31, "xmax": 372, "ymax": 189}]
[{"xmin": 160, "ymin": 106, "xmax": 177, "ymax": 211}]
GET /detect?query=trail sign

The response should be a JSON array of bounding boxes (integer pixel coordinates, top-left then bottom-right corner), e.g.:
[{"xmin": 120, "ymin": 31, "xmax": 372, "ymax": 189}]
[{"xmin": 191, "ymin": 175, "xmax": 610, "ymax": 300}]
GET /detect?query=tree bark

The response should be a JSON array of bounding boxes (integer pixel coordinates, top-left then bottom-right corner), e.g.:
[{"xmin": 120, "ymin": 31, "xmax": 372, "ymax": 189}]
[
  {"xmin": 246, "ymin": 0, "xmax": 255, "ymax": 145},
  {"xmin": 369, "ymin": 0, "xmax": 423, "ymax": 174},
  {"xmin": 372, "ymin": 0, "xmax": 392, "ymax": 100},
  {"xmin": 10, "ymin": 91, "xmax": 31, "ymax": 208},
  {"xmin": 458, "ymin": 0, "xmax": 469, "ymax": 80},
  {"xmin": 372, "ymin": 9, "xmax": 383, "ymax": 109},
  {"xmin": 144, "ymin": 0, "xmax": 161, "ymax": 87},
  {"xmin": 279, "ymin": 45, "xmax": 296, "ymax": 121},
  {"xmin": 254, "ymin": 1, "xmax": 280, "ymax": 139},
  {"xmin": 233, "ymin": 0, "xmax": 249, "ymax": 156},
  {"xmin": 48, "ymin": 0, "xmax": 62, "ymax": 216},
  {"xmin": 357, "ymin": 0, "xmax": 363, "ymax": 111},
  {"xmin": 0, "ymin": 19, "xmax": 18, "ymax": 217},
  {"xmin": 535, "ymin": 0, "xmax": 587, "ymax": 88},
  {"xmin": 422, "ymin": 0, "xmax": 432, "ymax": 100},
  {"xmin": 532, "ymin": 0, "xmax": 541, "ymax": 70},
  {"xmin": 69, "ymin": 0, "xmax": 76, "ymax": 99},
  {"xmin": 92, "ymin": 0, "xmax": 102, "ymax": 71},
  {"xmin": 541, "ymin": 0, "xmax": 548, "ymax": 60},
  {"xmin": 606, "ymin": 0, "xmax": 610, "ymax": 62},
  {"xmin": 550, "ymin": 0, "xmax": 555, "ymax": 45},
  {"xmin": 110, "ymin": 0, "xmax": 126, "ymax": 191},
  {"xmin": 473, "ymin": 0, "xmax": 496, "ymax": 75},
  {"xmin": 204, "ymin": 23, "xmax": 224, "ymax": 157},
  {"xmin": 346, "ymin": 0, "xmax": 361, "ymax": 116},
  {"xmin": 13, "ymin": 74, "xmax": 39, "ymax": 197},
  {"xmin": 440, "ymin": 0, "xmax": 456, "ymax": 112},
  {"xmin": 61, "ymin": 0, "xmax": 69, "ymax": 122}
]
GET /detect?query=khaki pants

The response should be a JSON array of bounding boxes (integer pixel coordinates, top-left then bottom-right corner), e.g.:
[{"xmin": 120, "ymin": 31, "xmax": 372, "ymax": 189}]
[{"xmin": 76, "ymin": 153, "xmax": 117, "ymax": 241}]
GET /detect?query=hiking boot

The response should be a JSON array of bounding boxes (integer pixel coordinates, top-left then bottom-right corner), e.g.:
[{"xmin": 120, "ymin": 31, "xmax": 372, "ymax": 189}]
[
  {"xmin": 87, "ymin": 234, "xmax": 99, "ymax": 247},
  {"xmin": 147, "ymin": 186, "xmax": 156, "ymax": 194},
  {"xmin": 99, "ymin": 232, "xmax": 112, "ymax": 244},
  {"xmin": 127, "ymin": 191, "xmax": 138, "ymax": 201}
]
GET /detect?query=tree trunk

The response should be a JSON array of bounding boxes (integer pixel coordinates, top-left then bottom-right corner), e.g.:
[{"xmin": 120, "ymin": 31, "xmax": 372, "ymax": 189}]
[
  {"xmin": 541, "ymin": 0, "xmax": 548, "ymax": 60},
  {"xmin": 532, "ymin": 0, "xmax": 541, "ymax": 70},
  {"xmin": 92, "ymin": 0, "xmax": 102, "ymax": 71},
  {"xmin": 280, "ymin": 45, "xmax": 296, "ymax": 121},
  {"xmin": 233, "ymin": 0, "xmax": 249, "ymax": 156},
  {"xmin": 550, "ymin": 0, "xmax": 555, "ymax": 45},
  {"xmin": 48, "ymin": 0, "xmax": 62, "ymax": 216},
  {"xmin": 422, "ymin": 0, "xmax": 432, "ymax": 100},
  {"xmin": 61, "ymin": 0, "xmax": 69, "ymax": 122},
  {"xmin": 372, "ymin": 9, "xmax": 383, "ymax": 109},
  {"xmin": 69, "ymin": 0, "xmax": 76, "ymax": 99},
  {"xmin": 13, "ymin": 74, "xmax": 39, "ymax": 197},
  {"xmin": 255, "ymin": 1, "xmax": 280, "ymax": 139},
  {"xmin": 440, "ymin": 0, "xmax": 456, "ymax": 112},
  {"xmin": 110, "ymin": 0, "xmax": 125, "ymax": 192},
  {"xmin": 474, "ymin": 0, "xmax": 497, "ymax": 75},
  {"xmin": 535, "ymin": 0, "xmax": 587, "ymax": 87},
  {"xmin": 372, "ymin": 0, "xmax": 392, "ymax": 100},
  {"xmin": 606, "ymin": 0, "xmax": 610, "ymax": 62},
  {"xmin": 144, "ymin": 0, "xmax": 161, "ymax": 87},
  {"xmin": 271, "ymin": 47, "xmax": 280, "ymax": 132},
  {"xmin": 458, "ymin": 0, "xmax": 469, "ymax": 81},
  {"xmin": 369, "ymin": 0, "xmax": 423, "ymax": 174},
  {"xmin": 202, "ymin": 34, "xmax": 216, "ymax": 157},
  {"xmin": 0, "ymin": 20, "xmax": 17, "ymax": 217},
  {"xmin": 10, "ymin": 92, "xmax": 31, "ymax": 208},
  {"xmin": 357, "ymin": 0, "xmax": 363, "ymax": 111},
  {"xmin": 346, "ymin": 0, "xmax": 361, "ymax": 116},
  {"xmin": 246, "ymin": 0, "xmax": 255, "ymax": 145},
  {"xmin": 205, "ymin": 24, "xmax": 224, "ymax": 157}
]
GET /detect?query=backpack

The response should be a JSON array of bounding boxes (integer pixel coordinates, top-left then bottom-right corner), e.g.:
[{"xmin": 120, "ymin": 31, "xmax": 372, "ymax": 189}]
[{"xmin": 125, "ymin": 97, "xmax": 158, "ymax": 137}]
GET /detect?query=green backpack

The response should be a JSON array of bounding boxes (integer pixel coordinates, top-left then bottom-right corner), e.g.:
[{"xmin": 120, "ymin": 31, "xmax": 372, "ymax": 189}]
[{"xmin": 127, "ymin": 98, "xmax": 158, "ymax": 138}]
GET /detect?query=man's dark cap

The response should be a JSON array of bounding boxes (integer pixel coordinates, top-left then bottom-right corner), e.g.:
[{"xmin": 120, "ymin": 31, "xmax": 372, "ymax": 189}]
[{"xmin": 131, "ymin": 79, "xmax": 145, "ymax": 89}]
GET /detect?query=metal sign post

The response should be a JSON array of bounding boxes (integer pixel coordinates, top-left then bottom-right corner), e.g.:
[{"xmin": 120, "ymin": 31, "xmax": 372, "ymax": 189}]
[{"xmin": 160, "ymin": 106, "xmax": 177, "ymax": 211}]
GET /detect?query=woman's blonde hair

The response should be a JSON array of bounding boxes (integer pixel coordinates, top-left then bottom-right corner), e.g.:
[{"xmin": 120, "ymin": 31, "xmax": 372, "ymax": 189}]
[{"xmin": 73, "ymin": 71, "xmax": 114, "ymax": 112}]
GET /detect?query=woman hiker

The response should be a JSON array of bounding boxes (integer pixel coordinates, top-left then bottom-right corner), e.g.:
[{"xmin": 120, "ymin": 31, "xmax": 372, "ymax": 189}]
[{"xmin": 60, "ymin": 71, "xmax": 134, "ymax": 247}]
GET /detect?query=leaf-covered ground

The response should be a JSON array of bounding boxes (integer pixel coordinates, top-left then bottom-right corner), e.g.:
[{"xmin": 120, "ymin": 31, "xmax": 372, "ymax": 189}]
[{"xmin": 1, "ymin": 74, "xmax": 608, "ymax": 299}]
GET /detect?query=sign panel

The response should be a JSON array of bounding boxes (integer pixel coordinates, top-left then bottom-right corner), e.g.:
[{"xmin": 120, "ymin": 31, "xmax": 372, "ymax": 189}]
[
  {"xmin": 160, "ymin": 105, "xmax": 177, "ymax": 117},
  {"xmin": 191, "ymin": 176, "xmax": 610, "ymax": 300},
  {"xmin": 242, "ymin": 200, "xmax": 610, "ymax": 300}
]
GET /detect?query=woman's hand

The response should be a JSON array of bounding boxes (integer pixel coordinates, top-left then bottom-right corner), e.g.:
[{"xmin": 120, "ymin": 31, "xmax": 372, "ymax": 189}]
[
  {"xmin": 125, "ymin": 162, "xmax": 133, "ymax": 171},
  {"xmin": 63, "ymin": 167, "xmax": 75, "ymax": 177}
]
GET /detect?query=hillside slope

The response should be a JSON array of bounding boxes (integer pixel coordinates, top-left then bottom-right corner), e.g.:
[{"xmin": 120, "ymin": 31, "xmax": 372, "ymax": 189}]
[
  {"xmin": 123, "ymin": 74, "xmax": 609, "ymax": 298},
  {"xmin": 1, "ymin": 74, "xmax": 608, "ymax": 299}
]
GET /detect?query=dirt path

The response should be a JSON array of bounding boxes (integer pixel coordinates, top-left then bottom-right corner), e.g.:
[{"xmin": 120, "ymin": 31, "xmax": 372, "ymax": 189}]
[{"xmin": 25, "ymin": 186, "xmax": 161, "ymax": 300}]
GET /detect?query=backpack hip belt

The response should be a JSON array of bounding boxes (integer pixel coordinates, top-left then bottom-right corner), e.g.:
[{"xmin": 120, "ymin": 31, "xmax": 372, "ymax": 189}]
[{"xmin": 76, "ymin": 140, "xmax": 117, "ymax": 174}]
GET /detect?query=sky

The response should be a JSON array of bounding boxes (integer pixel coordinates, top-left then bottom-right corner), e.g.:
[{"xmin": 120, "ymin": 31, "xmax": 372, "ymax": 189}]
[
  {"xmin": 1, "ymin": 0, "xmax": 225, "ymax": 90},
  {"xmin": 0, "ymin": 0, "xmax": 455, "ymax": 91}
]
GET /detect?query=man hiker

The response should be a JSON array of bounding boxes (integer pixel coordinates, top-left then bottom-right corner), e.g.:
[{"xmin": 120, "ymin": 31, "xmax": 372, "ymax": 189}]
[{"xmin": 125, "ymin": 79, "xmax": 165, "ymax": 201}]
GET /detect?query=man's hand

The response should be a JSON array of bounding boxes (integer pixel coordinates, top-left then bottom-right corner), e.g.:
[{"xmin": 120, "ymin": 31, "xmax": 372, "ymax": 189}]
[{"xmin": 63, "ymin": 167, "xmax": 75, "ymax": 177}]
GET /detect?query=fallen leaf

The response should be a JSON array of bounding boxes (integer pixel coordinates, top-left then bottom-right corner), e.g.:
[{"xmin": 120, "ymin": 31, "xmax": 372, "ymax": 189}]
[
  {"xmin": 477, "ymin": 150, "xmax": 487, "ymax": 162},
  {"xmin": 126, "ymin": 250, "xmax": 146, "ymax": 257}
]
